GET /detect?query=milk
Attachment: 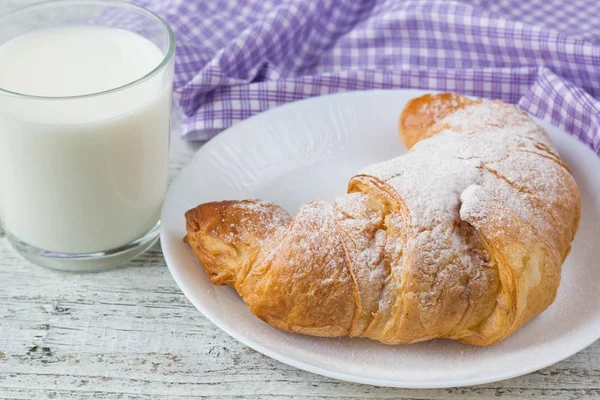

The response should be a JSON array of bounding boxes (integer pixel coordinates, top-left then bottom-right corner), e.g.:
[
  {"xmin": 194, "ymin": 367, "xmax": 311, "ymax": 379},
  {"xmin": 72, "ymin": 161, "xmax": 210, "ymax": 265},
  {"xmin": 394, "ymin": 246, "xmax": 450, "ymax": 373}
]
[{"xmin": 0, "ymin": 26, "xmax": 172, "ymax": 254}]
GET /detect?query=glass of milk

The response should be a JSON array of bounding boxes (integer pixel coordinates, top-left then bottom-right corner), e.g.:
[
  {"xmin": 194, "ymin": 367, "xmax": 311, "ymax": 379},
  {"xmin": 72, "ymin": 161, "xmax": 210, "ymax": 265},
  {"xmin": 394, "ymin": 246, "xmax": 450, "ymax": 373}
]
[{"xmin": 0, "ymin": 1, "xmax": 175, "ymax": 271}]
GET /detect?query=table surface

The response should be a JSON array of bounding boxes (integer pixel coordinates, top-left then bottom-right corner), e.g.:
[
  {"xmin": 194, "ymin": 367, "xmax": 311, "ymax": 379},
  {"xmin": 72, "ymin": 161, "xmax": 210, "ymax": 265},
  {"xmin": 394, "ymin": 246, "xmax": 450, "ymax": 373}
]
[{"xmin": 1, "ymin": 1, "xmax": 599, "ymax": 399}]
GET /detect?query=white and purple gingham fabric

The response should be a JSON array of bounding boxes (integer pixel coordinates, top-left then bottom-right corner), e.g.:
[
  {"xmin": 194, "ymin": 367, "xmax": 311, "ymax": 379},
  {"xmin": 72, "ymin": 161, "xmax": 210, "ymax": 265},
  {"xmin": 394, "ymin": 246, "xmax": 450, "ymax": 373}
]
[{"xmin": 134, "ymin": 0, "xmax": 600, "ymax": 153}]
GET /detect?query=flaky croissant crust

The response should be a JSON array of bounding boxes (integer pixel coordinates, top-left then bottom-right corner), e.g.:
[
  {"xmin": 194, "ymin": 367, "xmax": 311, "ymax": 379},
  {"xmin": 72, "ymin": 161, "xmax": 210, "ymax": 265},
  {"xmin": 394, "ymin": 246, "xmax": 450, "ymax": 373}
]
[{"xmin": 184, "ymin": 93, "xmax": 581, "ymax": 346}]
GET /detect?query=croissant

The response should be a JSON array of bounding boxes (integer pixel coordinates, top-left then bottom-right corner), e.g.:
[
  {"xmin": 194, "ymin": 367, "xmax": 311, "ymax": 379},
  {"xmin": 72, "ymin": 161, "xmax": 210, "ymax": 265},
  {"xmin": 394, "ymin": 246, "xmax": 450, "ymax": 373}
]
[{"xmin": 184, "ymin": 93, "xmax": 581, "ymax": 346}]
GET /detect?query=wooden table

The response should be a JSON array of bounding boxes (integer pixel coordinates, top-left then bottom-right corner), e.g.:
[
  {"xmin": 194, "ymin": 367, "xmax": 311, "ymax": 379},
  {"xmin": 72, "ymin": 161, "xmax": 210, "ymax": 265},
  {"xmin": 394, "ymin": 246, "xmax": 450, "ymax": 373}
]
[
  {"xmin": 1, "ymin": 125, "xmax": 599, "ymax": 400},
  {"xmin": 1, "ymin": 1, "xmax": 599, "ymax": 399}
]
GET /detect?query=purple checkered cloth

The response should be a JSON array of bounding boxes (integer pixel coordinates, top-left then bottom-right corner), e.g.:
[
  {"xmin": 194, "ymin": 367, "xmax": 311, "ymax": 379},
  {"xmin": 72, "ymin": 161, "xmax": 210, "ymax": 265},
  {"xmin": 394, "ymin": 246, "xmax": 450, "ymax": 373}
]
[{"xmin": 134, "ymin": 0, "xmax": 600, "ymax": 152}]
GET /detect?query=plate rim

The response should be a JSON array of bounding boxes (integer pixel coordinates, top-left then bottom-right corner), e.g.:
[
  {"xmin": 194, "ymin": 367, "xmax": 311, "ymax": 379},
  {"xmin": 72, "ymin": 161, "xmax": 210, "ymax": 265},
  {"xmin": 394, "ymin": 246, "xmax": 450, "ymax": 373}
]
[{"xmin": 161, "ymin": 88, "xmax": 600, "ymax": 388}]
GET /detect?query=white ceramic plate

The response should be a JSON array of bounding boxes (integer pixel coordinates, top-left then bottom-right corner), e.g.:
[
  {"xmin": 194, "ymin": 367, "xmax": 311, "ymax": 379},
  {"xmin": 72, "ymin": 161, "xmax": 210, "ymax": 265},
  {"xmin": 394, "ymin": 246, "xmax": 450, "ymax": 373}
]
[{"xmin": 161, "ymin": 89, "xmax": 600, "ymax": 388}]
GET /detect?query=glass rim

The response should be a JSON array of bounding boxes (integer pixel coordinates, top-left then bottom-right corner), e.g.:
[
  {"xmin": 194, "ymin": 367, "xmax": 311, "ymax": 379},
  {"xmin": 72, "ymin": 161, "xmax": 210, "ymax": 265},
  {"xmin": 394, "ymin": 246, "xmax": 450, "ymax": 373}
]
[{"xmin": 0, "ymin": 0, "xmax": 176, "ymax": 100}]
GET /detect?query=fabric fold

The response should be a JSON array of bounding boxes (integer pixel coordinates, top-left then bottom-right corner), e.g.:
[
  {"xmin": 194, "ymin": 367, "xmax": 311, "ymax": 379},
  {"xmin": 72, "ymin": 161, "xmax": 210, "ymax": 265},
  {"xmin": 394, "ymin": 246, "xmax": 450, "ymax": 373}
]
[
  {"xmin": 134, "ymin": 0, "xmax": 600, "ymax": 151},
  {"xmin": 519, "ymin": 68, "xmax": 600, "ymax": 154}
]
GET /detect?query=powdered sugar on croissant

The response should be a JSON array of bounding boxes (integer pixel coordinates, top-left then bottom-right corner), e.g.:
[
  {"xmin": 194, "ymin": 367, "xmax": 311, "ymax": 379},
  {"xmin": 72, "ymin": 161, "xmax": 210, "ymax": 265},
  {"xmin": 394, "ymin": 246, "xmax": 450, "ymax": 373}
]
[{"xmin": 184, "ymin": 93, "xmax": 581, "ymax": 346}]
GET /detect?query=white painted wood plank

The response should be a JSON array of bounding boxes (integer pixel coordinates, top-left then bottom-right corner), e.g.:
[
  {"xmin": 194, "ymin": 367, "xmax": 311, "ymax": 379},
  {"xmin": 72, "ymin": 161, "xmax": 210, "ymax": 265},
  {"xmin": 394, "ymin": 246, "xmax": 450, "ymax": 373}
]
[{"xmin": 1, "ymin": 134, "xmax": 598, "ymax": 400}]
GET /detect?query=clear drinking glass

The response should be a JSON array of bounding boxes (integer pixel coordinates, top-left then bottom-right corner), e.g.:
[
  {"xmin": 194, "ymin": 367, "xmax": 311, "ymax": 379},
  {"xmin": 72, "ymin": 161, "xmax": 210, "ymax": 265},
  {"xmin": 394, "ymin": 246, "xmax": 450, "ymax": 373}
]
[{"xmin": 0, "ymin": 0, "xmax": 175, "ymax": 271}]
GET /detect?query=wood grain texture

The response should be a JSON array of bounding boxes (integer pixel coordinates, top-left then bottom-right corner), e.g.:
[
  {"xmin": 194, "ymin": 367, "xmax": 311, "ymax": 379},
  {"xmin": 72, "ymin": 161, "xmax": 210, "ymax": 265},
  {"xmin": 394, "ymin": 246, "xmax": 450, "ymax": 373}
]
[
  {"xmin": 1, "ymin": 123, "xmax": 599, "ymax": 400},
  {"xmin": 0, "ymin": 1, "xmax": 599, "ymax": 398}
]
